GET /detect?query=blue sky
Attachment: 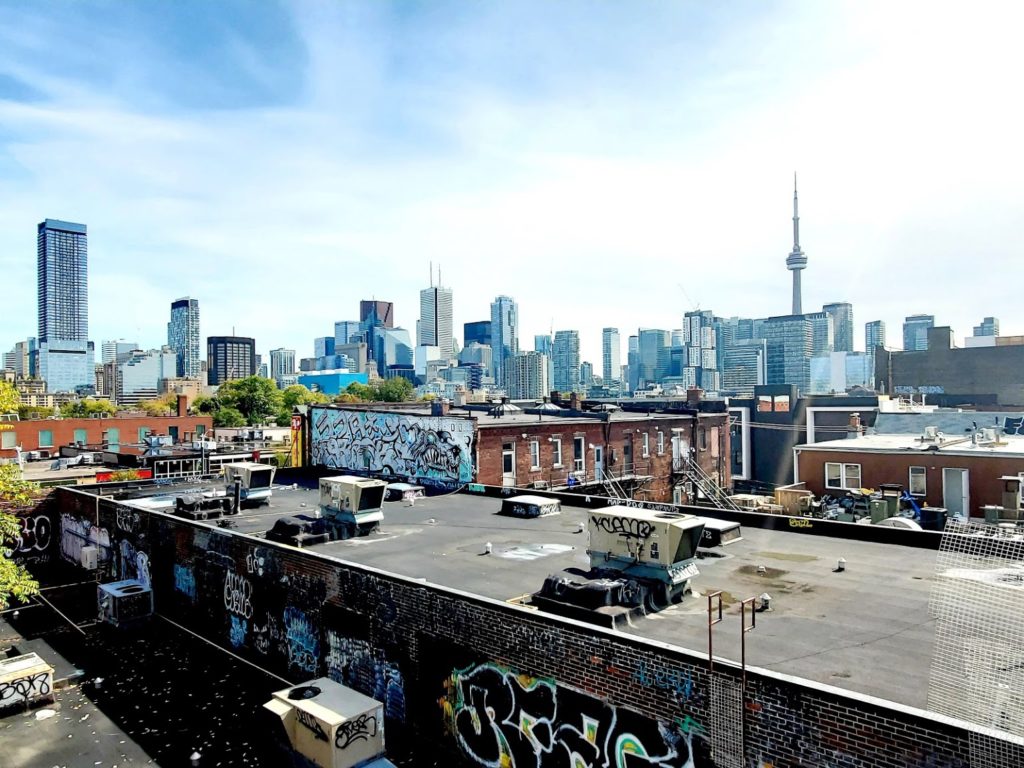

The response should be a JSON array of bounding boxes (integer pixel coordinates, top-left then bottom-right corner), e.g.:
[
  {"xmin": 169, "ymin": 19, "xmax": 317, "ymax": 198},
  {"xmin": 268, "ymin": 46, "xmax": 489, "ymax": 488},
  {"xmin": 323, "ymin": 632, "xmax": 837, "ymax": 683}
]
[{"xmin": 1, "ymin": 1, "xmax": 1022, "ymax": 366}]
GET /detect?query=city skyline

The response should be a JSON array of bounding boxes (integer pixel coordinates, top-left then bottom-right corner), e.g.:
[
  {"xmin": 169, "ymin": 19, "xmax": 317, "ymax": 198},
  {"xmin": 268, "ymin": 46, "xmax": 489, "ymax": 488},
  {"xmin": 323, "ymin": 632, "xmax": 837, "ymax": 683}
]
[{"xmin": 1, "ymin": 3, "xmax": 1022, "ymax": 367}]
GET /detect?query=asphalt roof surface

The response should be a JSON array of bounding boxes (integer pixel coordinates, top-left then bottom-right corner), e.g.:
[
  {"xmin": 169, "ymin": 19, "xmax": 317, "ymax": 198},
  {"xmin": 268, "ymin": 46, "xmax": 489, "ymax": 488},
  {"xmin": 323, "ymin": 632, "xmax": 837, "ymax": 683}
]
[{"xmin": 204, "ymin": 485, "xmax": 940, "ymax": 708}]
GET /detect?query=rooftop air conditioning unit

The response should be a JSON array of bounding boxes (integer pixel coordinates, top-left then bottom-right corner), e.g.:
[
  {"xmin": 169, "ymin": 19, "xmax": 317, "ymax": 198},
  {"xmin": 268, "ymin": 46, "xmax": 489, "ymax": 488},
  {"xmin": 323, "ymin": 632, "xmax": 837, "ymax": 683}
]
[
  {"xmin": 263, "ymin": 677, "xmax": 393, "ymax": 768},
  {"xmin": 80, "ymin": 545, "xmax": 99, "ymax": 570},
  {"xmin": 98, "ymin": 579, "xmax": 153, "ymax": 628},
  {"xmin": 0, "ymin": 653, "xmax": 54, "ymax": 713}
]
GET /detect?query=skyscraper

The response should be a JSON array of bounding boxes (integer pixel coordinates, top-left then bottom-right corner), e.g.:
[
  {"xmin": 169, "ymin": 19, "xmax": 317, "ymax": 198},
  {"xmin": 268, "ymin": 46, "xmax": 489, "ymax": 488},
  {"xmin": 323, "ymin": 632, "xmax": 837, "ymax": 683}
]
[
  {"xmin": 270, "ymin": 348, "xmax": 296, "ymax": 385},
  {"xmin": 490, "ymin": 296, "xmax": 518, "ymax": 386},
  {"xmin": 785, "ymin": 175, "xmax": 807, "ymax": 315},
  {"xmin": 417, "ymin": 283, "xmax": 454, "ymax": 359},
  {"xmin": 865, "ymin": 320, "xmax": 886, "ymax": 352},
  {"xmin": 721, "ymin": 339, "xmax": 766, "ymax": 397},
  {"xmin": 207, "ymin": 336, "xmax": 256, "ymax": 385},
  {"xmin": 464, "ymin": 321, "xmax": 491, "ymax": 347},
  {"xmin": 637, "ymin": 329, "xmax": 670, "ymax": 388},
  {"xmin": 552, "ymin": 330, "xmax": 581, "ymax": 393},
  {"xmin": 973, "ymin": 317, "xmax": 999, "ymax": 337},
  {"xmin": 359, "ymin": 300, "xmax": 393, "ymax": 329},
  {"xmin": 101, "ymin": 340, "xmax": 138, "ymax": 364},
  {"xmin": 508, "ymin": 351, "xmax": 549, "ymax": 400},
  {"xmin": 763, "ymin": 314, "xmax": 812, "ymax": 392},
  {"xmin": 168, "ymin": 297, "xmax": 201, "ymax": 378},
  {"xmin": 807, "ymin": 311, "xmax": 834, "ymax": 357},
  {"xmin": 602, "ymin": 328, "xmax": 620, "ymax": 385},
  {"xmin": 36, "ymin": 218, "xmax": 93, "ymax": 392},
  {"xmin": 822, "ymin": 302, "xmax": 854, "ymax": 353},
  {"xmin": 903, "ymin": 314, "xmax": 935, "ymax": 351},
  {"xmin": 682, "ymin": 311, "xmax": 719, "ymax": 391},
  {"xmin": 334, "ymin": 320, "xmax": 360, "ymax": 347}
]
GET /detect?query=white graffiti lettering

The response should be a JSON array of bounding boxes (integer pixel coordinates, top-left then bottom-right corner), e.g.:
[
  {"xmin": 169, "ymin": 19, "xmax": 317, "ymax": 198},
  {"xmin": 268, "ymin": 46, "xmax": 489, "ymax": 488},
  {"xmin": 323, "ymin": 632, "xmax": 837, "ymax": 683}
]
[{"xmin": 223, "ymin": 571, "xmax": 253, "ymax": 618}]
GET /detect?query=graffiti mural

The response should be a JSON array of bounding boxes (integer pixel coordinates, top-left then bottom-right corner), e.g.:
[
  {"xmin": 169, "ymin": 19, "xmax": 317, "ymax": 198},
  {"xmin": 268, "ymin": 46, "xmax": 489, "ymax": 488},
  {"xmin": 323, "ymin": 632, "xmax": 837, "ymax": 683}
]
[
  {"xmin": 13, "ymin": 513, "xmax": 52, "ymax": 564},
  {"xmin": 59, "ymin": 513, "xmax": 110, "ymax": 565},
  {"xmin": 117, "ymin": 539, "xmax": 151, "ymax": 589},
  {"xmin": 229, "ymin": 615, "xmax": 248, "ymax": 649},
  {"xmin": 284, "ymin": 606, "xmax": 319, "ymax": 674},
  {"xmin": 441, "ymin": 662, "xmax": 710, "ymax": 768},
  {"xmin": 326, "ymin": 630, "xmax": 406, "ymax": 722},
  {"xmin": 310, "ymin": 407, "xmax": 474, "ymax": 485},
  {"xmin": 174, "ymin": 564, "xmax": 197, "ymax": 602}
]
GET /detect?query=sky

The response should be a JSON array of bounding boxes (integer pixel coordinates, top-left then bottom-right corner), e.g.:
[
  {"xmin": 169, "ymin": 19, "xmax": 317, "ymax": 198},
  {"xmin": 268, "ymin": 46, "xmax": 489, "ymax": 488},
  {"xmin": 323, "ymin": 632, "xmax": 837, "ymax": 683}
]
[{"xmin": 1, "ymin": 1, "xmax": 1022, "ymax": 368}]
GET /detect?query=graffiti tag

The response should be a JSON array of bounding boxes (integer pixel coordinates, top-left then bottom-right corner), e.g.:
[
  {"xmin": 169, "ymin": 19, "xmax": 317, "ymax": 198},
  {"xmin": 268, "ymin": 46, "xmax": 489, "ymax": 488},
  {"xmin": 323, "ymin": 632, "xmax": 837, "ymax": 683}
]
[
  {"xmin": 297, "ymin": 709, "xmax": 329, "ymax": 742},
  {"xmin": 591, "ymin": 515, "xmax": 655, "ymax": 540},
  {"xmin": 788, "ymin": 518, "xmax": 813, "ymax": 529},
  {"xmin": 223, "ymin": 571, "xmax": 253, "ymax": 618},
  {"xmin": 0, "ymin": 672, "xmax": 52, "ymax": 706},
  {"xmin": 335, "ymin": 713, "xmax": 378, "ymax": 750},
  {"xmin": 284, "ymin": 606, "xmax": 319, "ymax": 674}
]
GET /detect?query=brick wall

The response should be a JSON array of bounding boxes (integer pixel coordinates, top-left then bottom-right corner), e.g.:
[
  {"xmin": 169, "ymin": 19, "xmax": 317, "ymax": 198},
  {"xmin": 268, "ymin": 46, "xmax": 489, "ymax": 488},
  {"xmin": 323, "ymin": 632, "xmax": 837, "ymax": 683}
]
[
  {"xmin": 0, "ymin": 414, "xmax": 213, "ymax": 459},
  {"xmin": 476, "ymin": 413, "xmax": 730, "ymax": 503},
  {"xmin": 37, "ymin": 486, "xmax": 1024, "ymax": 767}
]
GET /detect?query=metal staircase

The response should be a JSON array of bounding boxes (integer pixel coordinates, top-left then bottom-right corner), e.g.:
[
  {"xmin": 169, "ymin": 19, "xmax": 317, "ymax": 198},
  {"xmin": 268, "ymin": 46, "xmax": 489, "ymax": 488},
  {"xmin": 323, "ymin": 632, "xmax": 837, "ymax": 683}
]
[{"xmin": 680, "ymin": 458, "xmax": 741, "ymax": 512}]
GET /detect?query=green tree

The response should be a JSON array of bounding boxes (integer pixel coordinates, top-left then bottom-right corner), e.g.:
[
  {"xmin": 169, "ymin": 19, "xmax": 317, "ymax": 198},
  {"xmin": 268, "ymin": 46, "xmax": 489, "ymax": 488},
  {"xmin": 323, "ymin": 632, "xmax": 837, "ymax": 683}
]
[
  {"xmin": 0, "ymin": 465, "xmax": 41, "ymax": 610},
  {"xmin": 0, "ymin": 380, "xmax": 18, "ymax": 415},
  {"xmin": 62, "ymin": 398, "xmax": 117, "ymax": 419},
  {"xmin": 137, "ymin": 393, "xmax": 178, "ymax": 417},
  {"xmin": 343, "ymin": 382, "xmax": 375, "ymax": 401},
  {"xmin": 215, "ymin": 376, "xmax": 282, "ymax": 425},
  {"xmin": 375, "ymin": 377, "xmax": 414, "ymax": 402},
  {"xmin": 191, "ymin": 395, "xmax": 220, "ymax": 415},
  {"xmin": 213, "ymin": 406, "xmax": 246, "ymax": 428},
  {"xmin": 17, "ymin": 405, "xmax": 54, "ymax": 420},
  {"xmin": 280, "ymin": 384, "xmax": 329, "ymax": 410}
]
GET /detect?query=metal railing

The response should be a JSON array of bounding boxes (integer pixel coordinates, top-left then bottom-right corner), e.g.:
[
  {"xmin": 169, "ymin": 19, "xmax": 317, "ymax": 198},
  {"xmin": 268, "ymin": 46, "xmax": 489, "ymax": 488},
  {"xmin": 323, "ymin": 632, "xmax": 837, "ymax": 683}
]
[{"xmin": 677, "ymin": 456, "xmax": 742, "ymax": 512}]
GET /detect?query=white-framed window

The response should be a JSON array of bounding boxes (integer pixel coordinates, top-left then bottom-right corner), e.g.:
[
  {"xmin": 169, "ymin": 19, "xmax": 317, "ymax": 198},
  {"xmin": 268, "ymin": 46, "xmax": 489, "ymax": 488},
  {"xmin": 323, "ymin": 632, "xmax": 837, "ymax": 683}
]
[
  {"xmin": 529, "ymin": 440, "xmax": 540, "ymax": 470},
  {"xmin": 657, "ymin": 431, "xmax": 665, "ymax": 455},
  {"xmin": 551, "ymin": 438, "xmax": 563, "ymax": 468},
  {"xmin": 642, "ymin": 433, "xmax": 650, "ymax": 458},
  {"xmin": 825, "ymin": 462, "xmax": 862, "ymax": 490},
  {"xmin": 909, "ymin": 466, "xmax": 927, "ymax": 495},
  {"xmin": 573, "ymin": 436, "xmax": 586, "ymax": 473},
  {"xmin": 1, "ymin": 431, "xmax": 16, "ymax": 449}
]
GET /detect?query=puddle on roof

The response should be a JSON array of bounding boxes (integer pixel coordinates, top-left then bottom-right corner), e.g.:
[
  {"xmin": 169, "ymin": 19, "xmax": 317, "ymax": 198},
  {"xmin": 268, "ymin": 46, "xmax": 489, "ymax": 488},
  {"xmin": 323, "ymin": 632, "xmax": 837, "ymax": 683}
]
[
  {"xmin": 751, "ymin": 551, "xmax": 819, "ymax": 563},
  {"xmin": 494, "ymin": 544, "xmax": 575, "ymax": 561}
]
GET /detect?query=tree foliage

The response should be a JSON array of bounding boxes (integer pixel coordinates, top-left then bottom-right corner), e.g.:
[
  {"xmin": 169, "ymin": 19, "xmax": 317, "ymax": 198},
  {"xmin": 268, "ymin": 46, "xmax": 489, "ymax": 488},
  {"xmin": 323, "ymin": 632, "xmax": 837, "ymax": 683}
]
[
  {"xmin": 280, "ymin": 384, "xmax": 329, "ymax": 410},
  {"xmin": 0, "ymin": 380, "xmax": 18, "ymax": 415},
  {"xmin": 61, "ymin": 398, "xmax": 117, "ymax": 419},
  {"xmin": 213, "ymin": 406, "xmax": 246, "ymax": 428},
  {"xmin": 137, "ymin": 393, "xmax": 178, "ymax": 417},
  {"xmin": 215, "ymin": 376, "xmax": 282, "ymax": 425},
  {"xmin": 338, "ymin": 378, "xmax": 414, "ymax": 403},
  {"xmin": 0, "ymin": 465, "xmax": 41, "ymax": 610}
]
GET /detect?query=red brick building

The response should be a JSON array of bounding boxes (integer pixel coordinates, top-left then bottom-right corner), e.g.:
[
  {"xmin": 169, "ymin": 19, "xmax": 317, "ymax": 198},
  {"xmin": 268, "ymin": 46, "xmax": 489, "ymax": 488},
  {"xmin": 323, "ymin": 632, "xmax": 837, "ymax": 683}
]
[
  {"xmin": 474, "ymin": 410, "xmax": 730, "ymax": 503},
  {"xmin": 0, "ymin": 413, "xmax": 212, "ymax": 460},
  {"xmin": 794, "ymin": 432, "xmax": 1024, "ymax": 518}
]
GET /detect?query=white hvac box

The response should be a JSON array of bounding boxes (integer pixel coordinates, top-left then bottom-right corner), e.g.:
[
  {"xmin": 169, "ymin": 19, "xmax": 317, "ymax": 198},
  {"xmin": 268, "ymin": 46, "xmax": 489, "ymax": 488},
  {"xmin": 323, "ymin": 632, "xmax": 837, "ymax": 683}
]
[
  {"xmin": 0, "ymin": 652, "xmax": 54, "ymax": 711},
  {"xmin": 265, "ymin": 677, "xmax": 386, "ymax": 768}
]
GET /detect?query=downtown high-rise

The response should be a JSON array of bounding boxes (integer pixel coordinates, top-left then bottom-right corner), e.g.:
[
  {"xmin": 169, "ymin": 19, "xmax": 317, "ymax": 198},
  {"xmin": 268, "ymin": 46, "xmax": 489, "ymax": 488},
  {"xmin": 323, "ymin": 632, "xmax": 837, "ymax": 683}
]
[
  {"xmin": 602, "ymin": 328, "xmax": 620, "ymax": 386},
  {"xmin": 417, "ymin": 283, "xmax": 454, "ymax": 359},
  {"xmin": 490, "ymin": 296, "xmax": 518, "ymax": 386},
  {"xmin": 35, "ymin": 218, "xmax": 94, "ymax": 392},
  {"xmin": 865, "ymin": 320, "xmax": 886, "ymax": 352},
  {"xmin": 168, "ymin": 297, "xmax": 201, "ymax": 378},
  {"xmin": 552, "ymin": 330, "xmax": 581, "ymax": 393}
]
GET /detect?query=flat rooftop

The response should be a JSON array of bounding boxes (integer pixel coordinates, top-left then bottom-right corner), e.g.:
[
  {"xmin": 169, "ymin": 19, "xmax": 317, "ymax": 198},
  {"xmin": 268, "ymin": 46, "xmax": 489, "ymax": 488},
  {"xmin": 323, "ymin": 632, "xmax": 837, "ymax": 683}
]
[{"xmin": 111, "ymin": 481, "xmax": 939, "ymax": 708}]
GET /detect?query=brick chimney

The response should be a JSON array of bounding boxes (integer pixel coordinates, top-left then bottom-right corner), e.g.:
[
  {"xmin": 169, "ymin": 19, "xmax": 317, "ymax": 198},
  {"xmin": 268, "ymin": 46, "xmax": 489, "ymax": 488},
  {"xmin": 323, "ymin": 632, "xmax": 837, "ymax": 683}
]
[
  {"xmin": 177, "ymin": 394, "xmax": 189, "ymax": 418},
  {"xmin": 569, "ymin": 393, "xmax": 580, "ymax": 411},
  {"xmin": 686, "ymin": 387, "xmax": 703, "ymax": 406},
  {"xmin": 431, "ymin": 399, "xmax": 450, "ymax": 417}
]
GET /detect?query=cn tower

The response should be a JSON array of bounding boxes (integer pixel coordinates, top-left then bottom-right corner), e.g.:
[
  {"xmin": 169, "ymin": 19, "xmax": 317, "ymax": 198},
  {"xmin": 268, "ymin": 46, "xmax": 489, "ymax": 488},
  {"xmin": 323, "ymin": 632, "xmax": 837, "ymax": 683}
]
[{"xmin": 786, "ymin": 173, "xmax": 807, "ymax": 315}]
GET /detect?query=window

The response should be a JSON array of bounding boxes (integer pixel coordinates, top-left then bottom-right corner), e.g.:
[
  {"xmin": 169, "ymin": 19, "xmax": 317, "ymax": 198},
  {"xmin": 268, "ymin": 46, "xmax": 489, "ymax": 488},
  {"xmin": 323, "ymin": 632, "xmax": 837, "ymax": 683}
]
[
  {"xmin": 105, "ymin": 427, "xmax": 120, "ymax": 446},
  {"xmin": 502, "ymin": 442, "xmax": 515, "ymax": 475},
  {"xmin": 551, "ymin": 438, "xmax": 563, "ymax": 467},
  {"xmin": 909, "ymin": 466, "xmax": 927, "ymax": 495},
  {"xmin": 698, "ymin": 428, "xmax": 707, "ymax": 451},
  {"xmin": 1, "ymin": 431, "xmax": 15, "ymax": 450},
  {"xmin": 657, "ymin": 431, "xmax": 665, "ymax": 455},
  {"xmin": 825, "ymin": 462, "xmax": 862, "ymax": 490},
  {"xmin": 37, "ymin": 429, "xmax": 54, "ymax": 448},
  {"xmin": 138, "ymin": 427, "xmax": 151, "ymax": 442},
  {"xmin": 529, "ymin": 440, "xmax": 540, "ymax": 470},
  {"xmin": 73, "ymin": 428, "xmax": 87, "ymax": 445},
  {"xmin": 642, "ymin": 433, "xmax": 650, "ymax": 458},
  {"xmin": 573, "ymin": 436, "xmax": 585, "ymax": 474}
]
